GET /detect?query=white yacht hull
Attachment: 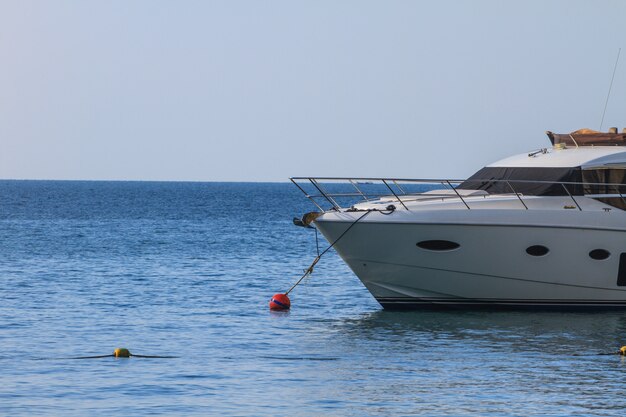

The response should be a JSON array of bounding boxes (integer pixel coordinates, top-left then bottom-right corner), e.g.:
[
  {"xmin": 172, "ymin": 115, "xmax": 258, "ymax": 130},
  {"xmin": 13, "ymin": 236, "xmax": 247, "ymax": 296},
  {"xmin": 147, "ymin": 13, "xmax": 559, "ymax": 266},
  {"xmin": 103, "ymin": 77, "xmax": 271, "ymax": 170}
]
[{"xmin": 314, "ymin": 209, "xmax": 626, "ymax": 309}]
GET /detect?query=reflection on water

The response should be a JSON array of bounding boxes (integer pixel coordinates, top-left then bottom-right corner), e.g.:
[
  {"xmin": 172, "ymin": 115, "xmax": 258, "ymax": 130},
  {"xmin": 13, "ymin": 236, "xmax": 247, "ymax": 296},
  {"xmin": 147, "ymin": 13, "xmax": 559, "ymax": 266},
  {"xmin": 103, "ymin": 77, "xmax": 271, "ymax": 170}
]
[
  {"xmin": 337, "ymin": 310, "xmax": 626, "ymax": 354},
  {"xmin": 285, "ymin": 310, "xmax": 626, "ymax": 416}
]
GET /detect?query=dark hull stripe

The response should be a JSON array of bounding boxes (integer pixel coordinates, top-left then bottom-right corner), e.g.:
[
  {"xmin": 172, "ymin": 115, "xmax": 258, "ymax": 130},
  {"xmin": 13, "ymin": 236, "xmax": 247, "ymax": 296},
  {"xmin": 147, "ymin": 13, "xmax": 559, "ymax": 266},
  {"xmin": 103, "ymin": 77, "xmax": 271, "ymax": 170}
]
[
  {"xmin": 377, "ymin": 297, "xmax": 626, "ymax": 310},
  {"xmin": 361, "ymin": 259, "xmax": 626, "ymax": 292}
]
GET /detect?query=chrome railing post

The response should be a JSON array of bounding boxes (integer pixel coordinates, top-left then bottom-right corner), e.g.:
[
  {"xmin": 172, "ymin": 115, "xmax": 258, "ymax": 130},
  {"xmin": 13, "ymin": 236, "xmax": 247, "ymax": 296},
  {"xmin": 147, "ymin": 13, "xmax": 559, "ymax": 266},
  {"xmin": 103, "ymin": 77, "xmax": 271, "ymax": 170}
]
[
  {"xmin": 382, "ymin": 179, "xmax": 409, "ymax": 210},
  {"xmin": 613, "ymin": 184, "xmax": 626, "ymax": 207},
  {"xmin": 349, "ymin": 179, "xmax": 369, "ymax": 202},
  {"xmin": 439, "ymin": 181, "xmax": 446, "ymax": 201},
  {"xmin": 310, "ymin": 178, "xmax": 341, "ymax": 211},
  {"xmin": 392, "ymin": 180, "xmax": 406, "ymax": 194},
  {"xmin": 446, "ymin": 180, "xmax": 471, "ymax": 209},
  {"xmin": 561, "ymin": 183, "xmax": 582, "ymax": 211},
  {"xmin": 506, "ymin": 180, "xmax": 528, "ymax": 210},
  {"xmin": 290, "ymin": 178, "xmax": 324, "ymax": 212}
]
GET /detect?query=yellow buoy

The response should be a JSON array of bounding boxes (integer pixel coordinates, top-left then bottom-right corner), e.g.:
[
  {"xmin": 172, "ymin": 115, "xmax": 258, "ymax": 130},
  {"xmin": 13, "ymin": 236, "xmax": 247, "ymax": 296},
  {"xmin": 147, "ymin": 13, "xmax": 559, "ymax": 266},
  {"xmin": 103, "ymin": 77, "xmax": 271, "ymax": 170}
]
[{"xmin": 114, "ymin": 347, "xmax": 131, "ymax": 358}]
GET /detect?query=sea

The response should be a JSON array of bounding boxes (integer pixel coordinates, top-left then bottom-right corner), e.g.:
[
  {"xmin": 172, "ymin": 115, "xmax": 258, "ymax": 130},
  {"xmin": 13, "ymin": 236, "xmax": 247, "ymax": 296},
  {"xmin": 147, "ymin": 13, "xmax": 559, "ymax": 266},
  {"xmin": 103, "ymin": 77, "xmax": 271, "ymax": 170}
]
[{"xmin": 2, "ymin": 180, "xmax": 626, "ymax": 416}]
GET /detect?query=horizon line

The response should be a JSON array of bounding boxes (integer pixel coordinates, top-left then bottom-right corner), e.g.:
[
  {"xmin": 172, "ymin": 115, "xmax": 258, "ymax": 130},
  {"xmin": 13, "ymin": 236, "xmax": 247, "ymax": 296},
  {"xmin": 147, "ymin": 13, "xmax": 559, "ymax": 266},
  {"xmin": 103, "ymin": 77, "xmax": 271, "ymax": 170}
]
[{"xmin": 0, "ymin": 178, "xmax": 295, "ymax": 184}]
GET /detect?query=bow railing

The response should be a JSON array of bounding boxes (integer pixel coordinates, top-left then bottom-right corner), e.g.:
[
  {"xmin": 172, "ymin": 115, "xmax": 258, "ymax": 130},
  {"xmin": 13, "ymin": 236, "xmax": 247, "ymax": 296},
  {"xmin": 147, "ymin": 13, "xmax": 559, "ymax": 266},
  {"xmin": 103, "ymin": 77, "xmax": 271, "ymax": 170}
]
[{"xmin": 290, "ymin": 176, "xmax": 626, "ymax": 212}]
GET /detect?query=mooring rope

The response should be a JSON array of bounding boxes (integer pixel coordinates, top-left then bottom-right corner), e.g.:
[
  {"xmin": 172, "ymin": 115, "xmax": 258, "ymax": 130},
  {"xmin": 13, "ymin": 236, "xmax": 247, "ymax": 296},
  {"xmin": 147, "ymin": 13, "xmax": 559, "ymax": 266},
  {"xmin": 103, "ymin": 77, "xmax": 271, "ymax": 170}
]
[
  {"xmin": 285, "ymin": 209, "xmax": 374, "ymax": 295},
  {"xmin": 45, "ymin": 348, "xmax": 179, "ymax": 360},
  {"xmin": 64, "ymin": 354, "xmax": 178, "ymax": 359}
]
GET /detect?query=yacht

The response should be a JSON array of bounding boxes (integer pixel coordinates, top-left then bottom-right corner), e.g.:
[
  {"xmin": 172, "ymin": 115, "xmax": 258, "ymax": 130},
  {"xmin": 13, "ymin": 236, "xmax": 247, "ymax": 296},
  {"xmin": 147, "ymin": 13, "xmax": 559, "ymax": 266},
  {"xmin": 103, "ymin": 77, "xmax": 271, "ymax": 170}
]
[{"xmin": 292, "ymin": 128, "xmax": 626, "ymax": 309}]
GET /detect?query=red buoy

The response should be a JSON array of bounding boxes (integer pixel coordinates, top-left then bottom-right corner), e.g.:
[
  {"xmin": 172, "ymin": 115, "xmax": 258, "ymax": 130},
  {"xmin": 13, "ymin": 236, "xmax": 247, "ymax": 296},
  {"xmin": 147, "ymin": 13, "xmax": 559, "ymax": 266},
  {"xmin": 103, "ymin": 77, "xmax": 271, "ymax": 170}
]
[{"xmin": 269, "ymin": 293, "xmax": 291, "ymax": 310}]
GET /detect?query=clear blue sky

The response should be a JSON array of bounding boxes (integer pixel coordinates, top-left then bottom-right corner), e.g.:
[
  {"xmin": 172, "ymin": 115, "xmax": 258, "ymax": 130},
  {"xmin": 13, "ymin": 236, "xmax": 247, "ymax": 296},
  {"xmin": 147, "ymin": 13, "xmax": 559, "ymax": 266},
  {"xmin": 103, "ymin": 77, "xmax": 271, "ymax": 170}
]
[{"xmin": 1, "ymin": 0, "xmax": 625, "ymax": 181}]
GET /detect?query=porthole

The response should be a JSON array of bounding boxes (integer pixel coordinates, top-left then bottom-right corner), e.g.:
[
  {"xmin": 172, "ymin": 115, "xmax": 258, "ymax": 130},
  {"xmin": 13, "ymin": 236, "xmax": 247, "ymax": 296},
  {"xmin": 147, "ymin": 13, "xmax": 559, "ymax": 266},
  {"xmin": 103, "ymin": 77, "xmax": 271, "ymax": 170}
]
[
  {"xmin": 589, "ymin": 249, "xmax": 610, "ymax": 260},
  {"xmin": 416, "ymin": 240, "xmax": 460, "ymax": 251},
  {"xmin": 526, "ymin": 245, "xmax": 549, "ymax": 257}
]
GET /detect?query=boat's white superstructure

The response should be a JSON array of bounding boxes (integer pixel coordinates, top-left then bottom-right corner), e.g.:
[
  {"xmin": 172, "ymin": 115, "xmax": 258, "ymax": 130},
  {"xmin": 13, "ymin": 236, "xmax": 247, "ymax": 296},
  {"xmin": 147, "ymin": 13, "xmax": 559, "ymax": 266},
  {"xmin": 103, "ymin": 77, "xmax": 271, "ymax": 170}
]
[{"xmin": 292, "ymin": 129, "xmax": 626, "ymax": 309}]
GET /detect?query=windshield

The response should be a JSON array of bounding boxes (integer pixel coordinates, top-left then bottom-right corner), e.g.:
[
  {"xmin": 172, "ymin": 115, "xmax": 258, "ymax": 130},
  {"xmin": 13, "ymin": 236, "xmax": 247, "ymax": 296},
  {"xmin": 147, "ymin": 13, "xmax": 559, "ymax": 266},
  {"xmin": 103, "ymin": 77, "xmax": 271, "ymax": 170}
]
[{"xmin": 458, "ymin": 167, "xmax": 583, "ymax": 196}]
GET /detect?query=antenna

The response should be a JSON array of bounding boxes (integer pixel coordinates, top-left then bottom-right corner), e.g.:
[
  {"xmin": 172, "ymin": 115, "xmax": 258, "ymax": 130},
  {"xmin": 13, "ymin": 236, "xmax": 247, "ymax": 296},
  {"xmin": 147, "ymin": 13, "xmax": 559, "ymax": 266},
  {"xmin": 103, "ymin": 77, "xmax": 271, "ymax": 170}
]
[{"xmin": 600, "ymin": 48, "xmax": 621, "ymax": 131}]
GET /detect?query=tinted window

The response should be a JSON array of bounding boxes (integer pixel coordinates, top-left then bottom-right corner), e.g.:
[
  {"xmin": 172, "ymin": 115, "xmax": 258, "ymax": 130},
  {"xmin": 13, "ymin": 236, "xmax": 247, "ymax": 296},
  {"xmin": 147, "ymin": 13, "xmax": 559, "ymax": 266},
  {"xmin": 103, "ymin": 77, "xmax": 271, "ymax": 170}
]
[
  {"xmin": 589, "ymin": 249, "xmax": 610, "ymax": 260},
  {"xmin": 459, "ymin": 167, "xmax": 583, "ymax": 196},
  {"xmin": 526, "ymin": 245, "xmax": 549, "ymax": 256},
  {"xmin": 417, "ymin": 240, "xmax": 460, "ymax": 251}
]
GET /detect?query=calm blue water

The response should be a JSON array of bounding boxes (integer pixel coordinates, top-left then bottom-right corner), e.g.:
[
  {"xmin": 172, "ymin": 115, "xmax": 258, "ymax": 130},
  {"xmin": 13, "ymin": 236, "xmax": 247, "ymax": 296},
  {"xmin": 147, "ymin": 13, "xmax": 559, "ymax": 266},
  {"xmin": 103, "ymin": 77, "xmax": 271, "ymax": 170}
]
[{"xmin": 2, "ymin": 180, "xmax": 626, "ymax": 416}]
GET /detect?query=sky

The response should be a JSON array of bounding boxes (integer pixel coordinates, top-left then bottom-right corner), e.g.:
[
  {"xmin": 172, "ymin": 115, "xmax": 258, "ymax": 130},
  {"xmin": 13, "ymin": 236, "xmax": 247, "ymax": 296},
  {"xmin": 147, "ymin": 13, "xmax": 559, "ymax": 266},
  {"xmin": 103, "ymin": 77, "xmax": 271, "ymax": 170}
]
[{"xmin": 1, "ymin": 0, "xmax": 626, "ymax": 182}]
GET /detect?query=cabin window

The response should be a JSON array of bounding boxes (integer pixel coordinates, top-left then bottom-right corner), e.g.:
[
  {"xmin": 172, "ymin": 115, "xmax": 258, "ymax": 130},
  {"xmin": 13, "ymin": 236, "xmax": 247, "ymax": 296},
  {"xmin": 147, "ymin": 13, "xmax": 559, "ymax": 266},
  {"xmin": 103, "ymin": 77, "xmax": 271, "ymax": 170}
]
[
  {"xmin": 582, "ymin": 169, "xmax": 626, "ymax": 194},
  {"xmin": 589, "ymin": 249, "xmax": 610, "ymax": 260},
  {"xmin": 583, "ymin": 169, "xmax": 626, "ymax": 210},
  {"xmin": 416, "ymin": 240, "xmax": 460, "ymax": 251},
  {"xmin": 526, "ymin": 245, "xmax": 549, "ymax": 256}
]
